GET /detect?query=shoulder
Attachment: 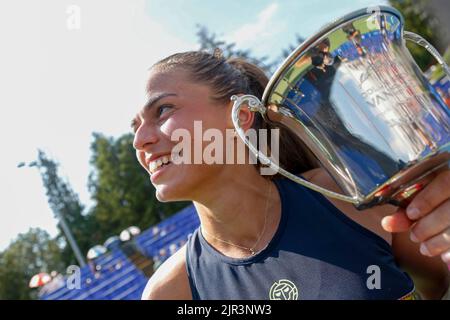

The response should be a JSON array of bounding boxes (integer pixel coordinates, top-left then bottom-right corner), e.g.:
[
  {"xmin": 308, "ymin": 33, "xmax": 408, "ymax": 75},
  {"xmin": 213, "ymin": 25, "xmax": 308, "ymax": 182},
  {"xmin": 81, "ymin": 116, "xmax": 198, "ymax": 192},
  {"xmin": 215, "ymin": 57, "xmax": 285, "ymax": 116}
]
[
  {"xmin": 302, "ymin": 168, "xmax": 395, "ymax": 244},
  {"xmin": 141, "ymin": 244, "xmax": 192, "ymax": 300}
]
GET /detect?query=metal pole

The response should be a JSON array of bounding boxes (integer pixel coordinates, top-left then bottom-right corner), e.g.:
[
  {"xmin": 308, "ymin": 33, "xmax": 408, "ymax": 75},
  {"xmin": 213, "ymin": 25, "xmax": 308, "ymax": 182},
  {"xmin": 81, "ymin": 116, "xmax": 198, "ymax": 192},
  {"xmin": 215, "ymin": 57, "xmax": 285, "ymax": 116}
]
[{"xmin": 55, "ymin": 211, "xmax": 86, "ymax": 267}]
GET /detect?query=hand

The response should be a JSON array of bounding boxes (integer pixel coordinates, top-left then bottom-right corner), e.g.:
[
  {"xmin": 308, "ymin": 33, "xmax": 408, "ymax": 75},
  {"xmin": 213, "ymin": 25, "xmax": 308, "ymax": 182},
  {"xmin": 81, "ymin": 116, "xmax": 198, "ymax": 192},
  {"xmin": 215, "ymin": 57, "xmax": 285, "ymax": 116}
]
[{"xmin": 382, "ymin": 170, "xmax": 450, "ymax": 265}]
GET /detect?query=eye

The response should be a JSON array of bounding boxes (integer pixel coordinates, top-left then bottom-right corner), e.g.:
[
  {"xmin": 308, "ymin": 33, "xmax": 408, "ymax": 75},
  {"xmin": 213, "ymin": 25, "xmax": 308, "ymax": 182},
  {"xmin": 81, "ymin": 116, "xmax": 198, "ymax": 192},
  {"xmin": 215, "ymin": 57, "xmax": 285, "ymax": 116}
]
[
  {"xmin": 130, "ymin": 118, "xmax": 140, "ymax": 133},
  {"xmin": 156, "ymin": 104, "xmax": 174, "ymax": 117}
]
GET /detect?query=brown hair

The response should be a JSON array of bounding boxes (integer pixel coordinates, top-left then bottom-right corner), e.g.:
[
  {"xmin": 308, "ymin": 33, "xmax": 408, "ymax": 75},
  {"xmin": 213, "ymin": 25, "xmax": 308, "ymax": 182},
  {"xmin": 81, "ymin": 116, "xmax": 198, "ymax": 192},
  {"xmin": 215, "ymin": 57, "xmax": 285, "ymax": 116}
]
[{"xmin": 151, "ymin": 50, "xmax": 318, "ymax": 176}]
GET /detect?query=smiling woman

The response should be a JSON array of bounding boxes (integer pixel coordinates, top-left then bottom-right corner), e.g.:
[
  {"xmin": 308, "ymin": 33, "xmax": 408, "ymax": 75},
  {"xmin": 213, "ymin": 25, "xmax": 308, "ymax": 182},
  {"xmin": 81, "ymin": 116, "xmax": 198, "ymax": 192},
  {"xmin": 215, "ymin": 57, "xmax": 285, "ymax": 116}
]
[{"xmin": 133, "ymin": 50, "xmax": 450, "ymax": 300}]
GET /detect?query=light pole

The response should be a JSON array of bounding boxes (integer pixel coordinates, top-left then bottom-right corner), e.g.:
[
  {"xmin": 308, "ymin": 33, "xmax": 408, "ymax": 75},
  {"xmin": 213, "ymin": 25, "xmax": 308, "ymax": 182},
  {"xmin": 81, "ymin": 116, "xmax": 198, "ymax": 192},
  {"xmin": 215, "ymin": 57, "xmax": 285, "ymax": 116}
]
[{"xmin": 18, "ymin": 161, "xmax": 87, "ymax": 267}]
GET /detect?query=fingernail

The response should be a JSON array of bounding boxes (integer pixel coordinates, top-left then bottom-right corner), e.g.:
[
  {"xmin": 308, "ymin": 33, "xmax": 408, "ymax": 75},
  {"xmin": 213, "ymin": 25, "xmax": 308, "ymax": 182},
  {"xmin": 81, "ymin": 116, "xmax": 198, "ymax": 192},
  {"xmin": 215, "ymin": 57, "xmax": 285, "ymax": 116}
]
[
  {"xmin": 420, "ymin": 243, "xmax": 430, "ymax": 256},
  {"xmin": 410, "ymin": 231, "xmax": 419, "ymax": 243},
  {"xmin": 407, "ymin": 206, "xmax": 421, "ymax": 220},
  {"xmin": 441, "ymin": 251, "xmax": 450, "ymax": 264}
]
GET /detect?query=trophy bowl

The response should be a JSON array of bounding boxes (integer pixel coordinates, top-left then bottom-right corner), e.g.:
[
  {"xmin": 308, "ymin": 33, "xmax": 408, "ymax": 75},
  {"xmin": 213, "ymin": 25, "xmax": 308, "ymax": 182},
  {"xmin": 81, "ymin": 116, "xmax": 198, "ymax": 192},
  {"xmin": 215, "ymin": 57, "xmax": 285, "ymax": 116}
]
[{"xmin": 231, "ymin": 5, "xmax": 450, "ymax": 210}]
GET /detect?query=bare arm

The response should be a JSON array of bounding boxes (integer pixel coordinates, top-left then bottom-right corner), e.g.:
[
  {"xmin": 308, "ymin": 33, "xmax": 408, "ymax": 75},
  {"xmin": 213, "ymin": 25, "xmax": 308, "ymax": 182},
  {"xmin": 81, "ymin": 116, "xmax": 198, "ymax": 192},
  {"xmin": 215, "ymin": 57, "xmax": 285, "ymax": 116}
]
[{"xmin": 141, "ymin": 245, "xmax": 192, "ymax": 300}]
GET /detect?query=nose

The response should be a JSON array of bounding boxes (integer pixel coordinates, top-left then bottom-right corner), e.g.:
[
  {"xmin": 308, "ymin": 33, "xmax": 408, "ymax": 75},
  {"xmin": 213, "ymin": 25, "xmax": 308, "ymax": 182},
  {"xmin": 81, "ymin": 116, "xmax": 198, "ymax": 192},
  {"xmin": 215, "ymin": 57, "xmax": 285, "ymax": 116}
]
[{"xmin": 133, "ymin": 121, "xmax": 159, "ymax": 151}]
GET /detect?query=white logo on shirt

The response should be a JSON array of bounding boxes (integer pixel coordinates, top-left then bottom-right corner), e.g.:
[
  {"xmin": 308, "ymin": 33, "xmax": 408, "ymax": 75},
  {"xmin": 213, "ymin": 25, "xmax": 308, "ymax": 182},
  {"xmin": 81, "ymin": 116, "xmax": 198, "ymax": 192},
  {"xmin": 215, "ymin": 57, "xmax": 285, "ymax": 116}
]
[{"xmin": 269, "ymin": 279, "xmax": 299, "ymax": 300}]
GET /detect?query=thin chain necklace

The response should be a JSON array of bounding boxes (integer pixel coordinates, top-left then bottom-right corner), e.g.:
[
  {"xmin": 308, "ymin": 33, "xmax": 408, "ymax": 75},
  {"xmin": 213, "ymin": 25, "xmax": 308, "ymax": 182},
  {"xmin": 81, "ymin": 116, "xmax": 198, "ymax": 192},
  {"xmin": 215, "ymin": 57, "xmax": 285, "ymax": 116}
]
[{"xmin": 201, "ymin": 182, "xmax": 272, "ymax": 256}]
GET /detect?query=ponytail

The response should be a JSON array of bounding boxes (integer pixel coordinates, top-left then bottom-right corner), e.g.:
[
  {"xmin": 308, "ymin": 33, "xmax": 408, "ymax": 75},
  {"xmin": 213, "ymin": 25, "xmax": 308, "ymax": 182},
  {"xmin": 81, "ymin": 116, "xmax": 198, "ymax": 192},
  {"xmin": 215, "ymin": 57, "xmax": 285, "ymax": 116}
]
[{"xmin": 226, "ymin": 57, "xmax": 319, "ymax": 175}]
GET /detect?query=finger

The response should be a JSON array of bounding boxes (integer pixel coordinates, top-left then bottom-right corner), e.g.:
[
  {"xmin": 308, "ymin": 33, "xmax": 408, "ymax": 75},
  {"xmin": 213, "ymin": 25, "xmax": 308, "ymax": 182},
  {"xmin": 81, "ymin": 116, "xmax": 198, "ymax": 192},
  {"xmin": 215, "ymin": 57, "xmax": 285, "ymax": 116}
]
[
  {"xmin": 420, "ymin": 227, "xmax": 450, "ymax": 257},
  {"xmin": 406, "ymin": 170, "xmax": 450, "ymax": 220},
  {"xmin": 381, "ymin": 209, "xmax": 414, "ymax": 233},
  {"xmin": 410, "ymin": 199, "xmax": 450, "ymax": 243}
]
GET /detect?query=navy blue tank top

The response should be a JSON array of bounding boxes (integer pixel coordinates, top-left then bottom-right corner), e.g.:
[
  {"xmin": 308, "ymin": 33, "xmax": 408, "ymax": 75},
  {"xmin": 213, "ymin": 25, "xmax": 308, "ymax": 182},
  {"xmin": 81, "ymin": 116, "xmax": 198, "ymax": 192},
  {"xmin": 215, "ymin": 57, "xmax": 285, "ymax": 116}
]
[{"xmin": 186, "ymin": 177, "xmax": 417, "ymax": 300}]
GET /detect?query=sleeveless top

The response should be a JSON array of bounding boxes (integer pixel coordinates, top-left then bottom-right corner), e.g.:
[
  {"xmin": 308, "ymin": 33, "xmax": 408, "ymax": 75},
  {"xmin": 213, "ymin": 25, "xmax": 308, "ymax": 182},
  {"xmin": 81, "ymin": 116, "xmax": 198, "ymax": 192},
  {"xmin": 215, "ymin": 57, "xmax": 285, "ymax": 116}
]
[{"xmin": 185, "ymin": 177, "xmax": 418, "ymax": 300}]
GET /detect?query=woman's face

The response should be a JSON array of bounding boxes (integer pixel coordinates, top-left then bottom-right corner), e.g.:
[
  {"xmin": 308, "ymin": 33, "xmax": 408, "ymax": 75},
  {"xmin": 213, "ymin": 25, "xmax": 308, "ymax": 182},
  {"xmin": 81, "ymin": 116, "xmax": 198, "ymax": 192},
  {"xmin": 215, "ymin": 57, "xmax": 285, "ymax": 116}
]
[{"xmin": 132, "ymin": 68, "xmax": 232, "ymax": 202}]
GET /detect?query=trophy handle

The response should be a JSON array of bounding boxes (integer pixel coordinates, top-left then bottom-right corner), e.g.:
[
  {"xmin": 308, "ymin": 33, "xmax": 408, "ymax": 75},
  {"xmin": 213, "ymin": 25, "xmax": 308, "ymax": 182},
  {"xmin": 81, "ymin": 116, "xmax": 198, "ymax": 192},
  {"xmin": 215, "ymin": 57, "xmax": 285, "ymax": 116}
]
[
  {"xmin": 231, "ymin": 94, "xmax": 360, "ymax": 204},
  {"xmin": 404, "ymin": 31, "xmax": 450, "ymax": 79}
]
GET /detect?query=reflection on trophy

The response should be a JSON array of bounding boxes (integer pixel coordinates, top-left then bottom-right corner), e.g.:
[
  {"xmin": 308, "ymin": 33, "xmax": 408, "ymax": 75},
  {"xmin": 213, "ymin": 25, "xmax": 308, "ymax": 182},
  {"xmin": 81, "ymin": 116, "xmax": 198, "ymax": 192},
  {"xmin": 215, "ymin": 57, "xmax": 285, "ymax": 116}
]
[{"xmin": 232, "ymin": 6, "xmax": 450, "ymax": 210}]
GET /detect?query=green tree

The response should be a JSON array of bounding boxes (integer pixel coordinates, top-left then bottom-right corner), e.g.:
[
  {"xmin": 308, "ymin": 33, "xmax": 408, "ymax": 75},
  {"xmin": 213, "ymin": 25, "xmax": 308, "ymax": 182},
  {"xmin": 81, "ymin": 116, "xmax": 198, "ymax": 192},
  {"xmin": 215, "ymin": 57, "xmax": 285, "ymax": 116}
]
[
  {"xmin": 88, "ymin": 133, "xmax": 189, "ymax": 242},
  {"xmin": 0, "ymin": 228, "xmax": 65, "ymax": 300}
]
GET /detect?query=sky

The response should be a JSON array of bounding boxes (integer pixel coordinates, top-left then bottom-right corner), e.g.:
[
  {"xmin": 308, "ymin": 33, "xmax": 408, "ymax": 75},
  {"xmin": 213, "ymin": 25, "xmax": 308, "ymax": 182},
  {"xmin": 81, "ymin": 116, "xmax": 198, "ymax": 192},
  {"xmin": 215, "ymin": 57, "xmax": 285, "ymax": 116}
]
[{"xmin": 0, "ymin": 0, "xmax": 387, "ymax": 251}]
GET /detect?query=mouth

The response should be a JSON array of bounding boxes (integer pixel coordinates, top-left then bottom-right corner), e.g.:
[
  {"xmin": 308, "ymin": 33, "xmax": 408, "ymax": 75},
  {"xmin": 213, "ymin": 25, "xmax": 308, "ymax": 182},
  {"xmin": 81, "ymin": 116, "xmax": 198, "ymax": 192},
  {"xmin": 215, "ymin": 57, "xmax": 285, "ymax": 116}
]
[
  {"xmin": 148, "ymin": 154, "xmax": 173, "ymax": 174},
  {"xmin": 145, "ymin": 149, "xmax": 184, "ymax": 179}
]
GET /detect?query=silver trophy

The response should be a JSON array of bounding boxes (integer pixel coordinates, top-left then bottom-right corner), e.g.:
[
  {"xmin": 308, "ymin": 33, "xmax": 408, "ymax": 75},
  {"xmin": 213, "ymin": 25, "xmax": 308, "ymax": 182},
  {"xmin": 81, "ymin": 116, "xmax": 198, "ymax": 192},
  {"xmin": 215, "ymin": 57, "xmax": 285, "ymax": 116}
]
[{"xmin": 231, "ymin": 6, "xmax": 450, "ymax": 209}]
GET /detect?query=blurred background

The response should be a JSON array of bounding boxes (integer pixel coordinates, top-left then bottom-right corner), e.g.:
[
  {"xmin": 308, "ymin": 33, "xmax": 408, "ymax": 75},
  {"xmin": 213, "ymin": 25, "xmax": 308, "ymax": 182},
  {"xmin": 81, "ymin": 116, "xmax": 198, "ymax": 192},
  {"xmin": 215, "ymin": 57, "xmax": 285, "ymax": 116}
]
[{"xmin": 0, "ymin": 0, "xmax": 448, "ymax": 300}]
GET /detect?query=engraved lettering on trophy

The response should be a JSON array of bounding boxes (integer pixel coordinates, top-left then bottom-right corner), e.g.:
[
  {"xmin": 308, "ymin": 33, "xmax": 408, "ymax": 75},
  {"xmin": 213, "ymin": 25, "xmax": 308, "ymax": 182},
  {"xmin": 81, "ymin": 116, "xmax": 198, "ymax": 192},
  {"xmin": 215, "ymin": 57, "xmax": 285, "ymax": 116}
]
[{"xmin": 361, "ymin": 86, "xmax": 395, "ymax": 110}]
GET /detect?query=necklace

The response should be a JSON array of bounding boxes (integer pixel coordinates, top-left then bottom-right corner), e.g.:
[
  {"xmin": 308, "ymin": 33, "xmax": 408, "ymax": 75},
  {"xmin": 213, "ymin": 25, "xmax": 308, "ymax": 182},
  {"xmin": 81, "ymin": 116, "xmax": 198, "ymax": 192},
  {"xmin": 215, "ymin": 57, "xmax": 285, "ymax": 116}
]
[{"xmin": 201, "ymin": 182, "xmax": 272, "ymax": 256}]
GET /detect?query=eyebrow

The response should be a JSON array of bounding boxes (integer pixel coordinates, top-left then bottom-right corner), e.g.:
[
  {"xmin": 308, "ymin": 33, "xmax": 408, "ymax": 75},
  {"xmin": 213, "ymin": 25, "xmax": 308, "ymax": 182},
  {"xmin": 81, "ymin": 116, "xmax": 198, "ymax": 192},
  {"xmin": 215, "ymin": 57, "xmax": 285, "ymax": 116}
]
[{"xmin": 143, "ymin": 92, "xmax": 178, "ymax": 112}]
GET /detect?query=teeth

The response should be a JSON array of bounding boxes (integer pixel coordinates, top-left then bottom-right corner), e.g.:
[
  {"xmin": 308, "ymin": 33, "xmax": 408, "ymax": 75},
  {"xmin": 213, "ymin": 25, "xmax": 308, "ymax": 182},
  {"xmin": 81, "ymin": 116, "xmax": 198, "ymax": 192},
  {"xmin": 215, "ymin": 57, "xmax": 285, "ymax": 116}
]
[
  {"xmin": 149, "ymin": 162, "xmax": 157, "ymax": 173},
  {"xmin": 148, "ymin": 155, "xmax": 172, "ymax": 174}
]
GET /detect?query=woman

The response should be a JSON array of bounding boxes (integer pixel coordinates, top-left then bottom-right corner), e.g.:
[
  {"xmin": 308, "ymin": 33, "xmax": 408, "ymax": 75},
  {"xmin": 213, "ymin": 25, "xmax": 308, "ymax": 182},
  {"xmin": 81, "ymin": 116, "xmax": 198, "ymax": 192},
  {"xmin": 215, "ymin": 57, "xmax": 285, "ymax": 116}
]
[{"xmin": 132, "ymin": 50, "xmax": 450, "ymax": 300}]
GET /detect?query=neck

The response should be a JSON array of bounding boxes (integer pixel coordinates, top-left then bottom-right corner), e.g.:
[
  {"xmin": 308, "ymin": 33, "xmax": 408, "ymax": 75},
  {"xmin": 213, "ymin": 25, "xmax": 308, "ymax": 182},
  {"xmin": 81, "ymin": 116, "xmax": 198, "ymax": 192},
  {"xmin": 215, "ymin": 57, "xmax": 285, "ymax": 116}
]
[{"xmin": 192, "ymin": 166, "xmax": 281, "ymax": 257}]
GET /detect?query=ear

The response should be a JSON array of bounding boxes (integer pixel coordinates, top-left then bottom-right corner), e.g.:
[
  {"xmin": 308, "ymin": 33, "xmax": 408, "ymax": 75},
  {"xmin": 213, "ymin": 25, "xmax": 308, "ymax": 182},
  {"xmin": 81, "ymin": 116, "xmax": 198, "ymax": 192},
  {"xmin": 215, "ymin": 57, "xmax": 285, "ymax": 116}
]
[{"xmin": 225, "ymin": 94, "xmax": 256, "ymax": 132}]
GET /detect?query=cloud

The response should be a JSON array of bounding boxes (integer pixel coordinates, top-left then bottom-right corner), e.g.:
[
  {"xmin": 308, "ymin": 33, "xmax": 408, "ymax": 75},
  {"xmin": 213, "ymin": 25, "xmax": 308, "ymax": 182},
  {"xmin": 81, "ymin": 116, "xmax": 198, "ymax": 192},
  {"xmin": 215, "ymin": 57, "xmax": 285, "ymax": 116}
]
[{"xmin": 225, "ymin": 2, "xmax": 281, "ymax": 50}]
